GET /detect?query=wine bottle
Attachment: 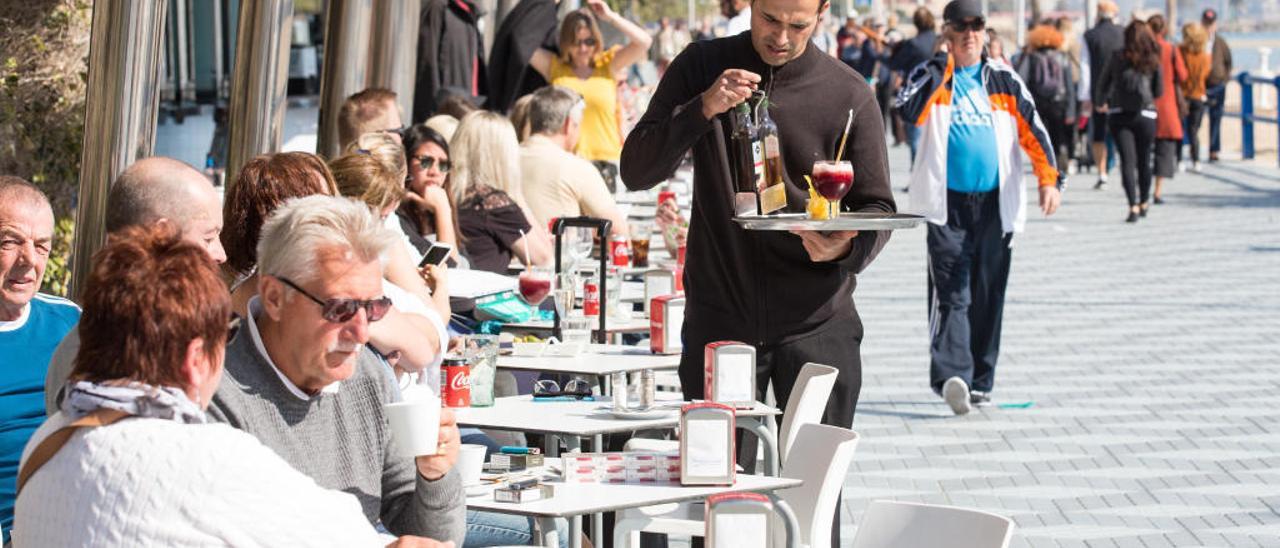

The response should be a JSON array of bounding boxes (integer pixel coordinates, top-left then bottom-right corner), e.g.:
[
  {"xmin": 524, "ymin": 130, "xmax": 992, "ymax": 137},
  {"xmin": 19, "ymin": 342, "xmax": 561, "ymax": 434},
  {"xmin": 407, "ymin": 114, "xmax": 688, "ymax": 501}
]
[{"xmin": 757, "ymin": 102, "xmax": 787, "ymax": 214}]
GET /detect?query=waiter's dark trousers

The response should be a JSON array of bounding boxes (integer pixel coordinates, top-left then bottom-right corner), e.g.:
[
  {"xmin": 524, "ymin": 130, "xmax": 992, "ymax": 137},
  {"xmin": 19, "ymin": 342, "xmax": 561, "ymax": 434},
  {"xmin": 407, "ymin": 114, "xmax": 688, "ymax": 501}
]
[
  {"xmin": 679, "ymin": 311, "xmax": 864, "ymax": 548},
  {"xmin": 927, "ymin": 190, "xmax": 1012, "ymax": 395}
]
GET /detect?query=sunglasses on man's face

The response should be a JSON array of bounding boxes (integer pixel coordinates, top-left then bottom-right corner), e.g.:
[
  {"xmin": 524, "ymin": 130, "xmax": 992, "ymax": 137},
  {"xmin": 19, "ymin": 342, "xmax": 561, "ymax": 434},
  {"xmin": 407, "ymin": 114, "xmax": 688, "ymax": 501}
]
[
  {"xmin": 415, "ymin": 155, "xmax": 451, "ymax": 173},
  {"xmin": 951, "ymin": 19, "xmax": 986, "ymax": 33},
  {"xmin": 574, "ymin": 37, "xmax": 598, "ymax": 48},
  {"xmin": 276, "ymin": 277, "xmax": 393, "ymax": 323}
]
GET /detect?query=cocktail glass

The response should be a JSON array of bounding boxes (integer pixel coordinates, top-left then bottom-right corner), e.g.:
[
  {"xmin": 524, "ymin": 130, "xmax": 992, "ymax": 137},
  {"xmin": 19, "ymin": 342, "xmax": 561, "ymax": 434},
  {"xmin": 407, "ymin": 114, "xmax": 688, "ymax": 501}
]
[
  {"xmin": 812, "ymin": 160, "xmax": 854, "ymax": 220},
  {"xmin": 517, "ymin": 266, "xmax": 553, "ymax": 306}
]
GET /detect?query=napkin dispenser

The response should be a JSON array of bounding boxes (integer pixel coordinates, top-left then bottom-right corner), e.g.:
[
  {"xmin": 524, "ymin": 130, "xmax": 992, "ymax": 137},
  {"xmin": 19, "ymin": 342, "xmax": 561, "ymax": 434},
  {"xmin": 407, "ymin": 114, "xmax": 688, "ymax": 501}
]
[
  {"xmin": 704, "ymin": 342, "xmax": 757, "ymax": 409},
  {"xmin": 679, "ymin": 402, "xmax": 736, "ymax": 486},
  {"xmin": 650, "ymin": 294, "xmax": 685, "ymax": 355},
  {"xmin": 706, "ymin": 492, "xmax": 773, "ymax": 548},
  {"xmin": 643, "ymin": 269, "xmax": 676, "ymax": 314}
]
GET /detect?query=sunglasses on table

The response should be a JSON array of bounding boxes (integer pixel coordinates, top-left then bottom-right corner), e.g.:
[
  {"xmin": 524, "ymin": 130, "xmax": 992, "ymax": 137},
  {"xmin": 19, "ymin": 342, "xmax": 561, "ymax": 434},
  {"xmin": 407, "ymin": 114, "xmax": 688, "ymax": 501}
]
[
  {"xmin": 415, "ymin": 155, "xmax": 451, "ymax": 173},
  {"xmin": 276, "ymin": 277, "xmax": 393, "ymax": 323},
  {"xmin": 950, "ymin": 19, "xmax": 986, "ymax": 33},
  {"xmin": 533, "ymin": 378, "xmax": 595, "ymax": 399}
]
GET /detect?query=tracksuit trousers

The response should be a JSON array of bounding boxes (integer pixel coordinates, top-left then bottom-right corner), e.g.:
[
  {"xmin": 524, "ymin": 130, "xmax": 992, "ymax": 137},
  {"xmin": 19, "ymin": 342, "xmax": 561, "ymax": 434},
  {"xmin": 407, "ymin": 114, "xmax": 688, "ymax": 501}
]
[{"xmin": 927, "ymin": 190, "xmax": 1012, "ymax": 395}]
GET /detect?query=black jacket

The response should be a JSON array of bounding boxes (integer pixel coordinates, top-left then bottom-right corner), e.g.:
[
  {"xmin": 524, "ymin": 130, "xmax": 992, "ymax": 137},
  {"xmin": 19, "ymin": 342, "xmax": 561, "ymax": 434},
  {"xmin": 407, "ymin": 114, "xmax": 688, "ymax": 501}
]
[
  {"xmin": 413, "ymin": 0, "xmax": 487, "ymax": 122},
  {"xmin": 1097, "ymin": 52, "xmax": 1163, "ymax": 113},
  {"xmin": 1084, "ymin": 19, "xmax": 1124, "ymax": 102},
  {"xmin": 485, "ymin": 0, "xmax": 559, "ymax": 112},
  {"xmin": 620, "ymin": 33, "xmax": 896, "ymax": 345},
  {"xmin": 888, "ymin": 30, "xmax": 937, "ymax": 75}
]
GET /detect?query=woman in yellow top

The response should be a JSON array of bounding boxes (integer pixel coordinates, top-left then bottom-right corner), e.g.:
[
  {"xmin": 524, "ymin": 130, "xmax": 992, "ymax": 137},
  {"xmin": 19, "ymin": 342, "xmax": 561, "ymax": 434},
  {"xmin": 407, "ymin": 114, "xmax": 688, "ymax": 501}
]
[{"xmin": 530, "ymin": 0, "xmax": 651, "ymax": 188}]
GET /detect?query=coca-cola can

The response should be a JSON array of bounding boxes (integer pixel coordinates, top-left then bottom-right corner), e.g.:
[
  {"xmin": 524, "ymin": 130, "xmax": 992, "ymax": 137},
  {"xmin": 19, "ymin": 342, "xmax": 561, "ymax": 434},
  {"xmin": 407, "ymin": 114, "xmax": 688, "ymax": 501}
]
[
  {"xmin": 583, "ymin": 280, "xmax": 600, "ymax": 316},
  {"xmin": 441, "ymin": 357, "xmax": 471, "ymax": 408},
  {"xmin": 610, "ymin": 235, "xmax": 629, "ymax": 266}
]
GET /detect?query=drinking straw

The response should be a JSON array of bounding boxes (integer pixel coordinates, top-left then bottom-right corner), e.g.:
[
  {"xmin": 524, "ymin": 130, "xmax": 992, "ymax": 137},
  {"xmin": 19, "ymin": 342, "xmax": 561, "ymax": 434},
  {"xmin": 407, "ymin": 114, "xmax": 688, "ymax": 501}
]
[
  {"xmin": 518, "ymin": 229, "xmax": 531, "ymax": 268},
  {"xmin": 834, "ymin": 109, "xmax": 854, "ymax": 163}
]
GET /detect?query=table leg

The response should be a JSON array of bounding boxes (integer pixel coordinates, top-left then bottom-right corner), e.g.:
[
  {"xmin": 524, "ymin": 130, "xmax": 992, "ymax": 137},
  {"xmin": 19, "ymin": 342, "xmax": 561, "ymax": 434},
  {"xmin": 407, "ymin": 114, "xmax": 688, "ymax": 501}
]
[
  {"xmin": 591, "ymin": 434, "xmax": 604, "ymax": 544},
  {"xmin": 545, "ymin": 433, "xmax": 559, "ymax": 457},
  {"xmin": 536, "ymin": 516, "xmax": 565, "ymax": 548},
  {"xmin": 767, "ymin": 494, "xmax": 801, "ymax": 548},
  {"xmin": 740, "ymin": 417, "xmax": 780, "ymax": 476},
  {"xmin": 571, "ymin": 515, "xmax": 583, "ymax": 548}
]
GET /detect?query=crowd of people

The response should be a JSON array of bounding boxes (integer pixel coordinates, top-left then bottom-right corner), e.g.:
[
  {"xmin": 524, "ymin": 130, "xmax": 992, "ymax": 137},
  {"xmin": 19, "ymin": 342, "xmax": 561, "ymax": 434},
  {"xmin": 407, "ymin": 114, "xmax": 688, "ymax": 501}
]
[{"xmin": 0, "ymin": 0, "xmax": 1246, "ymax": 545}]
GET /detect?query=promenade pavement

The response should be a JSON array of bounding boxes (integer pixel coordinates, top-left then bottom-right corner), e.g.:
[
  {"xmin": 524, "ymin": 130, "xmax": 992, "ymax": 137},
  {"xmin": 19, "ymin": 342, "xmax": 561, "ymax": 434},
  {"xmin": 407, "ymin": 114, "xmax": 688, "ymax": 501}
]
[{"xmin": 841, "ymin": 145, "xmax": 1280, "ymax": 547}]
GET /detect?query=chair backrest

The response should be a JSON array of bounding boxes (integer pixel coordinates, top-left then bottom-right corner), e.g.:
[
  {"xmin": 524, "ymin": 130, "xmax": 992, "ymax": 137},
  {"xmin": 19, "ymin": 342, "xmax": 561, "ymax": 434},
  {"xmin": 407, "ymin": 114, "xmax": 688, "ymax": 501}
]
[
  {"xmin": 851, "ymin": 500, "xmax": 1015, "ymax": 548},
  {"xmin": 778, "ymin": 363, "xmax": 839, "ymax": 465},
  {"xmin": 773, "ymin": 424, "xmax": 859, "ymax": 548}
]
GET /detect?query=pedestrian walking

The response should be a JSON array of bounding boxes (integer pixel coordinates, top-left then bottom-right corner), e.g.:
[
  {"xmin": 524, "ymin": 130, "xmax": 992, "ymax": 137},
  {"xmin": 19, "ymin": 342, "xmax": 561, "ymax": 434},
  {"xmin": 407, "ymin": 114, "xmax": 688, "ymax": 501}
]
[
  {"xmin": 1148, "ymin": 15, "xmax": 1186, "ymax": 205},
  {"xmin": 889, "ymin": 7, "xmax": 939, "ymax": 163},
  {"xmin": 1017, "ymin": 24, "xmax": 1077, "ymax": 173},
  {"xmin": 1082, "ymin": 0, "xmax": 1124, "ymax": 189},
  {"xmin": 1179, "ymin": 22, "xmax": 1211, "ymax": 173},
  {"xmin": 1201, "ymin": 8, "xmax": 1232, "ymax": 163},
  {"xmin": 1097, "ymin": 20, "xmax": 1163, "ymax": 223},
  {"xmin": 895, "ymin": 0, "xmax": 1062, "ymax": 415}
]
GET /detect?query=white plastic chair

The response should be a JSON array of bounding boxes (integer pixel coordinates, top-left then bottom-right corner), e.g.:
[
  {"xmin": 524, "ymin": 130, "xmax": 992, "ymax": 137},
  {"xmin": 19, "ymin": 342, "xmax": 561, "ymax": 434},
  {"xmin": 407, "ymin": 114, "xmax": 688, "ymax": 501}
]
[
  {"xmin": 851, "ymin": 501, "xmax": 1015, "ymax": 548},
  {"xmin": 614, "ymin": 423, "xmax": 860, "ymax": 548}
]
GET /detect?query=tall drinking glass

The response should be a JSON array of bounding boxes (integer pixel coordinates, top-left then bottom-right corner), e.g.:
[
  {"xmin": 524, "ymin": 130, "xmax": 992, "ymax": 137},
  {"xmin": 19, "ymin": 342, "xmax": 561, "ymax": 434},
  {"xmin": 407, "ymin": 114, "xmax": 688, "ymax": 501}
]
[{"xmin": 812, "ymin": 160, "xmax": 854, "ymax": 220}]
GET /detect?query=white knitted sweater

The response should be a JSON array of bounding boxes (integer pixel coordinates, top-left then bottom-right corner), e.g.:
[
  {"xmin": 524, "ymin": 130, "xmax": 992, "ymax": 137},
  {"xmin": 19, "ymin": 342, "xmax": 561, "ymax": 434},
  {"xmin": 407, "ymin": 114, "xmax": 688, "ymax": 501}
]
[{"xmin": 13, "ymin": 413, "xmax": 387, "ymax": 547}]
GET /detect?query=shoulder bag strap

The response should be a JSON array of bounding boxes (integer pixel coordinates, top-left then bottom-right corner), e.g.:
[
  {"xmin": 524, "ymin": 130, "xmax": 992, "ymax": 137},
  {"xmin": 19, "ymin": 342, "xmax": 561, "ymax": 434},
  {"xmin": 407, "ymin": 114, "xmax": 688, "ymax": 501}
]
[{"xmin": 16, "ymin": 408, "xmax": 131, "ymax": 495}]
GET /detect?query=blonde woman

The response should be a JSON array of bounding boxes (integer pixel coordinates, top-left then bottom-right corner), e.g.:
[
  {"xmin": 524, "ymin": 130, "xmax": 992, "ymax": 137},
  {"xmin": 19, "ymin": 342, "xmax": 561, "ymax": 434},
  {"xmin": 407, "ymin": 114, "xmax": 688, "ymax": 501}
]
[
  {"xmin": 1179, "ymin": 22, "xmax": 1211, "ymax": 174},
  {"xmin": 529, "ymin": 0, "xmax": 652, "ymax": 188},
  {"xmin": 449, "ymin": 111, "xmax": 553, "ymax": 272},
  {"xmin": 330, "ymin": 133, "xmax": 452, "ymax": 327}
]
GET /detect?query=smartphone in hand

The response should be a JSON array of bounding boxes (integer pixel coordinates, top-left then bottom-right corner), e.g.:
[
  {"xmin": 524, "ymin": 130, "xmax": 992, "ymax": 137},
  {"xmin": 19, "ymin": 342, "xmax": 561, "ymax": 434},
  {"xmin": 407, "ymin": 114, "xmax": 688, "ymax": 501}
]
[{"xmin": 419, "ymin": 242, "xmax": 454, "ymax": 268}]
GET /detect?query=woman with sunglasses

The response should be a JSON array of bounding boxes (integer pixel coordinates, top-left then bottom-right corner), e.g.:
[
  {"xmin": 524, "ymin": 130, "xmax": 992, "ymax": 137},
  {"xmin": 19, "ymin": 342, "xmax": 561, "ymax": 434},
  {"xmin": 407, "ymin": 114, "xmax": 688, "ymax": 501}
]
[
  {"xmin": 529, "ymin": 0, "xmax": 651, "ymax": 187},
  {"xmin": 399, "ymin": 124, "xmax": 461, "ymax": 264},
  {"xmin": 14, "ymin": 224, "xmax": 412, "ymax": 546}
]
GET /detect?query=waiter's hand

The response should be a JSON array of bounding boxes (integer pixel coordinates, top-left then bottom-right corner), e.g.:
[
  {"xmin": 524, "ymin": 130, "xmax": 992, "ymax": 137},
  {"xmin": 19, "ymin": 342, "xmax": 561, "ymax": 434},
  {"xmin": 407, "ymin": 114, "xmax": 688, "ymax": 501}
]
[
  {"xmin": 1039, "ymin": 185, "xmax": 1061, "ymax": 216},
  {"xmin": 790, "ymin": 230, "xmax": 859, "ymax": 262},
  {"xmin": 701, "ymin": 69, "xmax": 760, "ymax": 120}
]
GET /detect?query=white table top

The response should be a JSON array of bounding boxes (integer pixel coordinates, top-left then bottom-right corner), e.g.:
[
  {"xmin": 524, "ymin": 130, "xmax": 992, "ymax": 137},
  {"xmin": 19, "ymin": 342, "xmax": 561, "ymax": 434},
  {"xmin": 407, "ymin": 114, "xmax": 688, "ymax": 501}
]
[
  {"xmin": 466, "ymin": 462, "xmax": 800, "ymax": 518},
  {"xmin": 498, "ymin": 344, "xmax": 679, "ymax": 375},
  {"xmin": 455, "ymin": 395, "xmax": 779, "ymax": 437}
]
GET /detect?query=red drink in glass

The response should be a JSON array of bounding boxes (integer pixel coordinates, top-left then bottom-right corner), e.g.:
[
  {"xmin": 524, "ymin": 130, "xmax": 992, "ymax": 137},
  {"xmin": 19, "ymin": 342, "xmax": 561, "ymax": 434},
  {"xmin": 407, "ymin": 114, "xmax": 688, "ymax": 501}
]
[
  {"xmin": 811, "ymin": 161, "xmax": 854, "ymax": 219},
  {"xmin": 518, "ymin": 267, "xmax": 553, "ymax": 306}
]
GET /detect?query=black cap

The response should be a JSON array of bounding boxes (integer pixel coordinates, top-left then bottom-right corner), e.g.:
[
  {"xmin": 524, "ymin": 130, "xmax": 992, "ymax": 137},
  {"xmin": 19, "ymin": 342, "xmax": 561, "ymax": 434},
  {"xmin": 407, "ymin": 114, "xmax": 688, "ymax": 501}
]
[
  {"xmin": 1201, "ymin": 8, "xmax": 1218, "ymax": 24},
  {"xmin": 943, "ymin": 0, "xmax": 984, "ymax": 24}
]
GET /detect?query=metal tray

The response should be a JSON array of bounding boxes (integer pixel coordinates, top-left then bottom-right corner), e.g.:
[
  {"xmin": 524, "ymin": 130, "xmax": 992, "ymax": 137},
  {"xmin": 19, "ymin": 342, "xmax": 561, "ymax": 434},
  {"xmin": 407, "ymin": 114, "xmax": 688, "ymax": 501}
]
[{"xmin": 734, "ymin": 212, "xmax": 926, "ymax": 231}]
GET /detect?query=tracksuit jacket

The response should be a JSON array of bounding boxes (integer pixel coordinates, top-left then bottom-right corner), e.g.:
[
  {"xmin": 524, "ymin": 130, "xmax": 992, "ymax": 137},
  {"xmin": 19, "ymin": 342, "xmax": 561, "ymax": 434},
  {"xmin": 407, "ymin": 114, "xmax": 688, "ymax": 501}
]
[{"xmin": 895, "ymin": 52, "xmax": 1065, "ymax": 234}]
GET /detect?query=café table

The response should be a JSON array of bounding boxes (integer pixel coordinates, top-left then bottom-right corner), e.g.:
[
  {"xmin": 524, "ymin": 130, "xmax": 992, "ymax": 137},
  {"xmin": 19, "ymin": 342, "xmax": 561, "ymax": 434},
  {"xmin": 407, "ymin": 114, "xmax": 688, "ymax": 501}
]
[
  {"xmin": 503, "ymin": 315, "xmax": 653, "ymax": 338},
  {"xmin": 466, "ymin": 461, "xmax": 802, "ymax": 548},
  {"xmin": 497, "ymin": 344, "xmax": 678, "ymax": 377}
]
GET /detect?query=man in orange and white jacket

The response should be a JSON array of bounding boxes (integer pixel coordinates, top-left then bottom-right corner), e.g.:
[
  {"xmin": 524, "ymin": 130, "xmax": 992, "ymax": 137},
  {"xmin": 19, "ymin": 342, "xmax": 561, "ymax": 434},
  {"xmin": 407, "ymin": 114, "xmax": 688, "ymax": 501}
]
[{"xmin": 894, "ymin": 0, "xmax": 1062, "ymax": 416}]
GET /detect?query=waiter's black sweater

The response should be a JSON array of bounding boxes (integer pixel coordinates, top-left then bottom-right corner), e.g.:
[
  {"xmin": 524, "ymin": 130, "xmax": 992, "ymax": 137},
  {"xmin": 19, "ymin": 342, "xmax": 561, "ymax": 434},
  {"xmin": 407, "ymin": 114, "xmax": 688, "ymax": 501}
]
[{"xmin": 620, "ymin": 32, "xmax": 896, "ymax": 345}]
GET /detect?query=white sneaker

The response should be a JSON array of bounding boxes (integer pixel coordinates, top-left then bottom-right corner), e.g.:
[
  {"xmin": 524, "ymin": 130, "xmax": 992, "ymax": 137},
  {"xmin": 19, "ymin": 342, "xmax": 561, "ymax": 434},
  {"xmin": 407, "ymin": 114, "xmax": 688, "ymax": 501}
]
[
  {"xmin": 942, "ymin": 377, "xmax": 972, "ymax": 416},
  {"xmin": 1191, "ymin": 161, "xmax": 1201, "ymax": 173}
]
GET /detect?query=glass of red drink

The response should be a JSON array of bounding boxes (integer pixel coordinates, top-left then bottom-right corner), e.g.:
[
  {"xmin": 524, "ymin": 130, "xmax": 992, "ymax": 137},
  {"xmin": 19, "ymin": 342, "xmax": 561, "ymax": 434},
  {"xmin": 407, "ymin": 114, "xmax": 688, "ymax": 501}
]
[
  {"xmin": 517, "ymin": 266, "xmax": 553, "ymax": 307},
  {"xmin": 812, "ymin": 161, "xmax": 854, "ymax": 220}
]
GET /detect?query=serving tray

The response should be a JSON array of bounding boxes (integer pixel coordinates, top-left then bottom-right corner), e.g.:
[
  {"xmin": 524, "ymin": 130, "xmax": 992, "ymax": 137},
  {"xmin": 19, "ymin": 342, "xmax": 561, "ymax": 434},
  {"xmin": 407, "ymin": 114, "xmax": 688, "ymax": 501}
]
[{"xmin": 734, "ymin": 212, "xmax": 926, "ymax": 231}]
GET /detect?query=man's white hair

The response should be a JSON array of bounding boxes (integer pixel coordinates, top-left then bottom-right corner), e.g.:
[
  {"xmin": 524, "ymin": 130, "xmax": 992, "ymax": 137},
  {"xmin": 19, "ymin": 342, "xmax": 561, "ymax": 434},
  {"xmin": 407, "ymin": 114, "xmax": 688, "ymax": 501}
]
[{"xmin": 257, "ymin": 195, "xmax": 398, "ymax": 285}]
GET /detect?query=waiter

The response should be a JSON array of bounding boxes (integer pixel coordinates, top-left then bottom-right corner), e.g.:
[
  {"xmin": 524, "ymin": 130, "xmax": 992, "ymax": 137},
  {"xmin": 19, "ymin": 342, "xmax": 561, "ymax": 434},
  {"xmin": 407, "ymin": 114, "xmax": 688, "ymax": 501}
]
[{"xmin": 621, "ymin": 0, "xmax": 893, "ymax": 539}]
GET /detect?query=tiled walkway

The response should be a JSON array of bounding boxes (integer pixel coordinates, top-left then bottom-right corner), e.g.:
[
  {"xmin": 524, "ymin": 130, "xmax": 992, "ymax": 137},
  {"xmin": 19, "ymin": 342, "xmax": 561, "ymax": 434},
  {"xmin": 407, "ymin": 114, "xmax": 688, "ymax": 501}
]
[{"xmin": 843, "ymin": 146, "xmax": 1280, "ymax": 547}]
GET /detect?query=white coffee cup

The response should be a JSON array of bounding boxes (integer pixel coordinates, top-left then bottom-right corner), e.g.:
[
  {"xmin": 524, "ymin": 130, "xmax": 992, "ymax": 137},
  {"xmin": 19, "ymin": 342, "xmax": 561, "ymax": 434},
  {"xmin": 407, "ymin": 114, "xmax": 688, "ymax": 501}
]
[
  {"xmin": 457, "ymin": 444, "xmax": 488, "ymax": 486},
  {"xmin": 385, "ymin": 396, "xmax": 441, "ymax": 457}
]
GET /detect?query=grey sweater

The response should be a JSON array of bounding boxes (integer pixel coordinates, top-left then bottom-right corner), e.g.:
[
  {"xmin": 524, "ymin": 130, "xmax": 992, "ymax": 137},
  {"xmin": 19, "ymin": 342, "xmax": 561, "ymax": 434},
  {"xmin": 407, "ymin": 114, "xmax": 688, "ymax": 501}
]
[{"xmin": 208, "ymin": 331, "xmax": 465, "ymax": 544}]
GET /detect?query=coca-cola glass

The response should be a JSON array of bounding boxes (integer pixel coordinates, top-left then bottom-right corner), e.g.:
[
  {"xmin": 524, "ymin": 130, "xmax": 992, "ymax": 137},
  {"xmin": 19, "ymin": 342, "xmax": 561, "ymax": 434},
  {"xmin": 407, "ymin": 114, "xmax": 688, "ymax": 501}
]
[
  {"xmin": 517, "ymin": 266, "xmax": 553, "ymax": 306},
  {"xmin": 812, "ymin": 160, "xmax": 854, "ymax": 220}
]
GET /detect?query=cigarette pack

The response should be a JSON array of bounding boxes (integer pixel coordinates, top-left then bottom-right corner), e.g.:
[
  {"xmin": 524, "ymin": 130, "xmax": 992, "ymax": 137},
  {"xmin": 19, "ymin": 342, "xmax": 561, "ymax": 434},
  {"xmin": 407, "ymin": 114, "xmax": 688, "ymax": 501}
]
[
  {"xmin": 490, "ymin": 452, "xmax": 544, "ymax": 471},
  {"xmin": 704, "ymin": 342, "xmax": 757, "ymax": 409},
  {"xmin": 493, "ymin": 484, "xmax": 555, "ymax": 503},
  {"xmin": 602, "ymin": 465, "xmax": 628, "ymax": 483},
  {"xmin": 625, "ymin": 467, "xmax": 660, "ymax": 482},
  {"xmin": 650, "ymin": 295, "xmax": 686, "ymax": 355}
]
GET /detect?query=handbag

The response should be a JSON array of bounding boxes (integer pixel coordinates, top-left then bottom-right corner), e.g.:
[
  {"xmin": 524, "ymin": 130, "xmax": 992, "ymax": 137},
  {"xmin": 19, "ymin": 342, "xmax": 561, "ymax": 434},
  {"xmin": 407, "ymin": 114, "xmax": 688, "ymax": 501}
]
[{"xmin": 16, "ymin": 408, "xmax": 130, "ymax": 495}]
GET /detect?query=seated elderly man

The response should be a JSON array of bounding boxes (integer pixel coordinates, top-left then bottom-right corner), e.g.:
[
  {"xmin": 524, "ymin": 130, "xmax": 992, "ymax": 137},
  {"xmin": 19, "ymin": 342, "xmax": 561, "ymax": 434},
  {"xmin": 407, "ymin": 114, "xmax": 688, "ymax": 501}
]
[
  {"xmin": 520, "ymin": 86, "xmax": 630, "ymax": 239},
  {"xmin": 16, "ymin": 223, "xmax": 428, "ymax": 547},
  {"xmin": 208, "ymin": 195, "xmax": 464, "ymax": 545},
  {"xmin": 0, "ymin": 177, "xmax": 79, "ymax": 537},
  {"xmin": 44, "ymin": 157, "xmax": 225, "ymax": 415}
]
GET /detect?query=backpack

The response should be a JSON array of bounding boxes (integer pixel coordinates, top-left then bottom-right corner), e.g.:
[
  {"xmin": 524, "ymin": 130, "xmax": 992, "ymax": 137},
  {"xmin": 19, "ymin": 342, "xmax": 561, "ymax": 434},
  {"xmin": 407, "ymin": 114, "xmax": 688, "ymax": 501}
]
[{"xmin": 1018, "ymin": 50, "xmax": 1068, "ymax": 108}]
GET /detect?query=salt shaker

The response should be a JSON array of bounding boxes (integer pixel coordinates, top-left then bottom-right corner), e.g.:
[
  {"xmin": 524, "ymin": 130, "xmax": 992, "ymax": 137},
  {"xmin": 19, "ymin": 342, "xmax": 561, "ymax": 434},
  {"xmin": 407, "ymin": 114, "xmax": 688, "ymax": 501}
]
[
  {"xmin": 640, "ymin": 369, "xmax": 656, "ymax": 410},
  {"xmin": 612, "ymin": 372, "xmax": 629, "ymax": 411}
]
